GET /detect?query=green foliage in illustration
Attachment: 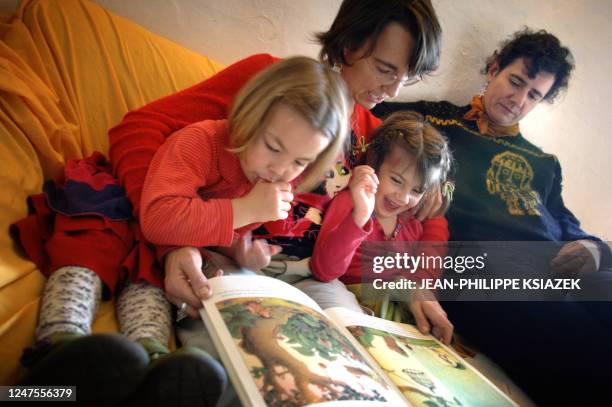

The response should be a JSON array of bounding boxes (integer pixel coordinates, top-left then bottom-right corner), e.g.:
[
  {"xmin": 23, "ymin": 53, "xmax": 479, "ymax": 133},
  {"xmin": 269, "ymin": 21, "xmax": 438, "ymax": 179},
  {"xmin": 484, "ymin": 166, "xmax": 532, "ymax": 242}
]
[
  {"xmin": 281, "ymin": 312, "xmax": 360, "ymax": 361},
  {"xmin": 220, "ymin": 302, "xmax": 258, "ymax": 338}
]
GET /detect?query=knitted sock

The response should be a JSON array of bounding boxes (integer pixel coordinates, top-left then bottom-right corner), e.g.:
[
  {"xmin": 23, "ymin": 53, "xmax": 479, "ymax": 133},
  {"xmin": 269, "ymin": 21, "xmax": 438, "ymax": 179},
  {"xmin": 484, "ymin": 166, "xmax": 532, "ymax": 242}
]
[
  {"xmin": 35, "ymin": 266, "xmax": 102, "ymax": 342},
  {"xmin": 116, "ymin": 281, "xmax": 171, "ymax": 358}
]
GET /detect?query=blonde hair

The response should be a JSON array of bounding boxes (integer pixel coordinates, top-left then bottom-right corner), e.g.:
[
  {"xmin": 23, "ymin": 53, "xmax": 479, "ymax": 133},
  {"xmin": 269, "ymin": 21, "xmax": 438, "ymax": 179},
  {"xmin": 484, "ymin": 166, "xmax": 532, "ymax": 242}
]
[
  {"xmin": 229, "ymin": 56, "xmax": 350, "ymax": 193},
  {"xmin": 366, "ymin": 110, "xmax": 453, "ymax": 213}
]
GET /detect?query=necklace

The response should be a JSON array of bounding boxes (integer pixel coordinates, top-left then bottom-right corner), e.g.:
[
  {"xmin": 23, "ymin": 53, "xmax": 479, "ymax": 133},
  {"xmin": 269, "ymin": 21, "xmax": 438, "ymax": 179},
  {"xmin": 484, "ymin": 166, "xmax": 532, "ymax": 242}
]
[{"xmin": 372, "ymin": 213, "xmax": 402, "ymax": 240}]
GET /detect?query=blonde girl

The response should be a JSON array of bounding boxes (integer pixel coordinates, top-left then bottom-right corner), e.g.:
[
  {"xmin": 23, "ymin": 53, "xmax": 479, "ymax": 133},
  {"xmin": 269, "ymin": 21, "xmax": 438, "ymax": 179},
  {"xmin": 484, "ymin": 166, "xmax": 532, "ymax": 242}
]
[{"xmin": 140, "ymin": 55, "xmax": 350, "ymax": 313}]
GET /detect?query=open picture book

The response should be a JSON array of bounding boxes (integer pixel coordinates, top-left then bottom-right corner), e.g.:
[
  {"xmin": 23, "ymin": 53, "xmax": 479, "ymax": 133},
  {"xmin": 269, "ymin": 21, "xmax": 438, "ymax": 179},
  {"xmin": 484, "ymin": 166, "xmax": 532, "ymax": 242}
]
[{"xmin": 199, "ymin": 275, "xmax": 517, "ymax": 407}]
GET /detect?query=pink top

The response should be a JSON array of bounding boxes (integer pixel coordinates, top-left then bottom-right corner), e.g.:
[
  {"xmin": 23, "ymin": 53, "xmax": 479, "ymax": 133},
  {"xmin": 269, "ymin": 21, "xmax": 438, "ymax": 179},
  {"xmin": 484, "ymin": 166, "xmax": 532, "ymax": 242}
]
[{"xmin": 311, "ymin": 190, "xmax": 449, "ymax": 284}]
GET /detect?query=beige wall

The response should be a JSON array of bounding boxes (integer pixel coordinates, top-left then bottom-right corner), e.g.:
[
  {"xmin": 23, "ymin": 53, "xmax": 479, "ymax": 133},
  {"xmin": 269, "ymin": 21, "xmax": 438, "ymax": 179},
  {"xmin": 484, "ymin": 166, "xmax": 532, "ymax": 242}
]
[{"xmin": 3, "ymin": 0, "xmax": 610, "ymax": 240}]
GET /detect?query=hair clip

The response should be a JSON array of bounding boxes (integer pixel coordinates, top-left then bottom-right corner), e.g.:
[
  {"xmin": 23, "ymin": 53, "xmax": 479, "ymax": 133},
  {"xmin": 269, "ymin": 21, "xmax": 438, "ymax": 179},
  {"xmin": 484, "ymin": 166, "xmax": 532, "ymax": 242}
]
[{"xmin": 442, "ymin": 180, "xmax": 455, "ymax": 202}]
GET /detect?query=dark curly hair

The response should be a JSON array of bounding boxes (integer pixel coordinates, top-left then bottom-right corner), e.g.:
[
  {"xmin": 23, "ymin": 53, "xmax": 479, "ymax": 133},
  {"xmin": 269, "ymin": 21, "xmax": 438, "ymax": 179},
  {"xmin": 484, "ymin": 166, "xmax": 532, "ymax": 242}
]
[{"xmin": 484, "ymin": 28, "xmax": 575, "ymax": 103}]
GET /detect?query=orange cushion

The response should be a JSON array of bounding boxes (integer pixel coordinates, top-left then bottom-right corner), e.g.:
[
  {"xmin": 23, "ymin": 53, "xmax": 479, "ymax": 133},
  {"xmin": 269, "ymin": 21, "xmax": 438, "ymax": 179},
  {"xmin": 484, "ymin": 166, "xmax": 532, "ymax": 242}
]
[{"xmin": 0, "ymin": 0, "xmax": 223, "ymax": 384}]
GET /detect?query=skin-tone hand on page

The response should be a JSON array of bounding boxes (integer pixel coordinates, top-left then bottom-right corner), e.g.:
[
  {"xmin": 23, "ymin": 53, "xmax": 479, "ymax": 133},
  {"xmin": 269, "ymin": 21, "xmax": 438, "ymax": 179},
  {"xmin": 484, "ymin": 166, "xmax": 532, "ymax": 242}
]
[
  {"xmin": 231, "ymin": 182, "xmax": 293, "ymax": 228},
  {"xmin": 349, "ymin": 165, "xmax": 379, "ymax": 228},
  {"xmin": 412, "ymin": 186, "xmax": 443, "ymax": 221},
  {"xmin": 549, "ymin": 239, "xmax": 601, "ymax": 277},
  {"xmin": 164, "ymin": 246, "xmax": 223, "ymax": 318},
  {"xmin": 234, "ymin": 231, "xmax": 283, "ymax": 271},
  {"xmin": 408, "ymin": 288, "xmax": 453, "ymax": 345}
]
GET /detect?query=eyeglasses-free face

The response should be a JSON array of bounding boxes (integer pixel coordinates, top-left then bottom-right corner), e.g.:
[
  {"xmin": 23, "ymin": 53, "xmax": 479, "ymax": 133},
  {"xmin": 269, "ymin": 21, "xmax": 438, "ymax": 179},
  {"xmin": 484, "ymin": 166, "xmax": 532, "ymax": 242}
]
[{"xmin": 483, "ymin": 57, "xmax": 555, "ymax": 127}]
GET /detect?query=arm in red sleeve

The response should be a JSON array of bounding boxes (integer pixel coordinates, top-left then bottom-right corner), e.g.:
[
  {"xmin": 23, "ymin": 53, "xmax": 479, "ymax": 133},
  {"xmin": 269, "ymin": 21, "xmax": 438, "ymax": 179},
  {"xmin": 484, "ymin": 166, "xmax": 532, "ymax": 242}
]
[
  {"xmin": 140, "ymin": 122, "xmax": 235, "ymax": 248},
  {"xmin": 109, "ymin": 54, "xmax": 279, "ymax": 217},
  {"xmin": 416, "ymin": 216, "xmax": 449, "ymax": 279},
  {"xmin": 420, "ymin": 216, "xmax": 449, "ymax": 243},
  {"xmin": 311, "ymin": 191, "xmax": 373, "ymax": 282}
]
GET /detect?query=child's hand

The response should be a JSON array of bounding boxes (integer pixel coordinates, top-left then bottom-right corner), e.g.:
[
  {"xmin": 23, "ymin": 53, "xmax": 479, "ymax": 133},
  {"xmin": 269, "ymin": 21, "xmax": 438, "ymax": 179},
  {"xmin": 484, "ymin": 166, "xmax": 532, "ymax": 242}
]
[
  {"xmin": 409, "ymin": 288, "xmax": 454, "ymax": 345},
  {"xmin": 234, "ymin": 232, "xmax": 282, "ymax": 271},
  {"xmin": 349, "ymin": 165, "xmax": 378, "ymax": 228},
  {"xmin": 233, "ymin": 182, "xmax": 293, "ymax": 227}
]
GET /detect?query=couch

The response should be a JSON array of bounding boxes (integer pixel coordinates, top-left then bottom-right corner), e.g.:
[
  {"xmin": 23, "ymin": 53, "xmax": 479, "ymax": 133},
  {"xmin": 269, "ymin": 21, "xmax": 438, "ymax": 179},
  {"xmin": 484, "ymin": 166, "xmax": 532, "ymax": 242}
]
[{"xmin": 0, "ymin": 0, "xmax": 223, "ymax": 384}]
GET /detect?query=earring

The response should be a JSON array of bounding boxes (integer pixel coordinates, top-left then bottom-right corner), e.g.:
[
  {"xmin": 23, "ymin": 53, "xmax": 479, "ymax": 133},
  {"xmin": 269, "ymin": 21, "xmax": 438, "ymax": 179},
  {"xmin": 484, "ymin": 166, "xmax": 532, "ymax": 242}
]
[
  {"xmin": 478, "ymin": 81, "xmax": 489, "ymax": 97},
  {"xmin": 332, "ymin": 63, "xmax": 343, "ymax": 73}
]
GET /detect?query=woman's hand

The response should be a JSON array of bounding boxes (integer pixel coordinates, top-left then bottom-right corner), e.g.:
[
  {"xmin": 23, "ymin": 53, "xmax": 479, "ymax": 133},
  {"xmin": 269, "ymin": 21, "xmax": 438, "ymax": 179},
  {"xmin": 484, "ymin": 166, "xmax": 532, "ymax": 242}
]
[
  {"xmin": 164, "ymin": 246, "xmax": 222, "ymax": 318},
  {"xmin": 408, "ymin": 288, "xmax": 453, "ymax": 345},
  {"xmin": 549, "ymin": 239, "xmax": 601, "ymax": 277}
]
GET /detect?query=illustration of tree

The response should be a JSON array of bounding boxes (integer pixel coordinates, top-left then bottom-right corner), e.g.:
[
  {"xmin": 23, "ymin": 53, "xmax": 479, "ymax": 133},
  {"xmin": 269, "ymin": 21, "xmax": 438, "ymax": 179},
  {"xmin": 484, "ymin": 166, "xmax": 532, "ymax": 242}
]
[{"xmin": 220, "ymin": 299, "xmax": 386, "ymax": 406}]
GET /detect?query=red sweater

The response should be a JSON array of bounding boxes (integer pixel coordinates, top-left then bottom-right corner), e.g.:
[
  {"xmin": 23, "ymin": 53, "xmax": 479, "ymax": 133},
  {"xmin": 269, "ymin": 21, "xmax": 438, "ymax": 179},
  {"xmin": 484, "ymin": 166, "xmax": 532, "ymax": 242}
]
[
  {"xmin": 109, "ymin": 53, "xmax": 384, "ymax": 261},
  {"xmin": 109, "ymin": 54, "xmax": 280, "ymax": 217},
  {"xmin": 141, "ymin": 120, "xmax": 255, "ymax": 248},
  {"xmin": 109, "ymin": 53, "xmax": 381, "ymax": 217},
  {"xmin": 311, "ymin": 190, "xmax": 449, "ymax": 283}
]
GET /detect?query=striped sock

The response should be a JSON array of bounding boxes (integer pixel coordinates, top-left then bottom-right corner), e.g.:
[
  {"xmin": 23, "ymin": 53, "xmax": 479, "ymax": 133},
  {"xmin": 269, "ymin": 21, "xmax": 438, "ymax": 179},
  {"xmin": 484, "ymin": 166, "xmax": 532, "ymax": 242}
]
[
  {"xmin": 35, "ymin": 266, "xmax": 102, "ymax": 342},
  {"xmin": 116, "ymin": 281, "xmax": 171, "ymax": 353}
]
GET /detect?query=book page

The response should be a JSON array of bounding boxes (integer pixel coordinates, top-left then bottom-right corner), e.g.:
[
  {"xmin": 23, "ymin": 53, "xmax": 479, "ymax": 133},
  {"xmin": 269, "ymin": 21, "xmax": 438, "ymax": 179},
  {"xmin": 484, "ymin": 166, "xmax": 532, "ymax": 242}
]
[
  {"xmin": 200, "ymin": 275, "xmax": 407, "ymax": 407},
  {"xmin": 325, "ymin": 307, "xmax": 518, "ymax": 407}
]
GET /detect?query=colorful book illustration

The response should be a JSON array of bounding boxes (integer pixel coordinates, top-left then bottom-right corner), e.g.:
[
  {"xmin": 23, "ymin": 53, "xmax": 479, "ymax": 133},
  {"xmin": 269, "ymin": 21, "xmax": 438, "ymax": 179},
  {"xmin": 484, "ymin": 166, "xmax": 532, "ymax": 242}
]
[{"xmin": 200, "ymin": 275, "xmax": 517, "ymax": 407}]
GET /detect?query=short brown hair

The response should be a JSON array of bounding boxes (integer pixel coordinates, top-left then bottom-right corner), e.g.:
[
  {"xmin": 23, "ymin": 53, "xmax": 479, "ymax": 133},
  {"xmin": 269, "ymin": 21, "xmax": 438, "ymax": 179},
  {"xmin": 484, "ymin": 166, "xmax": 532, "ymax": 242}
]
[
  {"xmin": 229, "ymin": 56, "xmax": 350, "ymax": 193},
  {"xmin": 367, "ymin": 110, "xmax": 453, "ymax": 213},
  {"xmin": 315, "ymin": 0, "xmax": 442, "ymax": 77}
]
